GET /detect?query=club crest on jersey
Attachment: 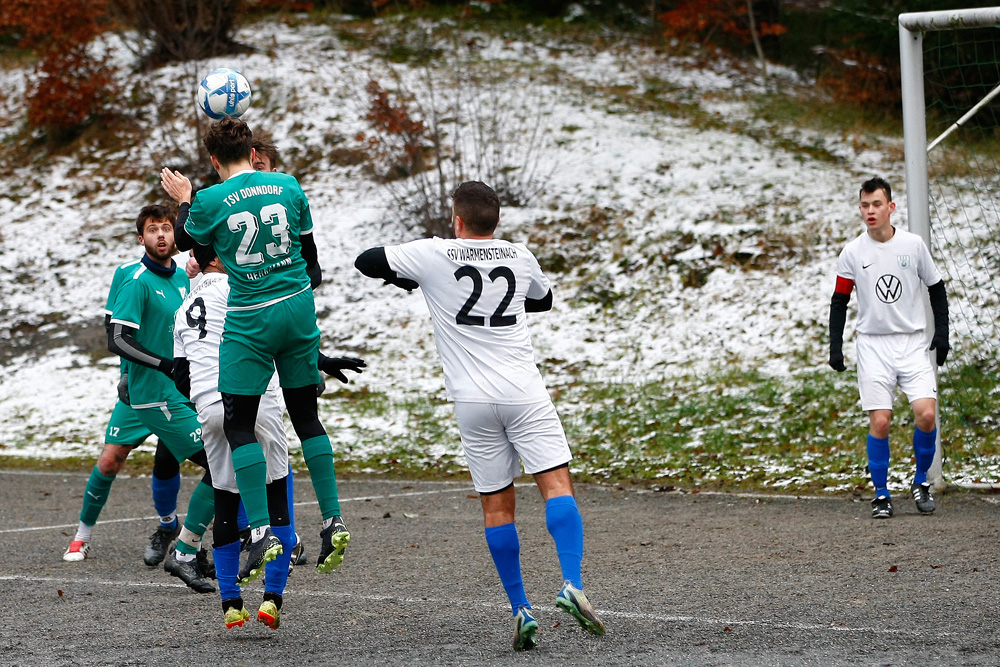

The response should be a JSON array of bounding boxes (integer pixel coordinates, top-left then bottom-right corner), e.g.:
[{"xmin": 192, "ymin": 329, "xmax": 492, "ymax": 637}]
[{"xmin": 897, "ymin": 255, "xmax": 910, "ymax": 269}]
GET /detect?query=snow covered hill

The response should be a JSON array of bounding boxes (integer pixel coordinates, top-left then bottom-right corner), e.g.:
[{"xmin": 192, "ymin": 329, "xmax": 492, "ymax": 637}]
[{"xmin": 0, "ymin": 17, "xmax": 914, "ymax": 460}]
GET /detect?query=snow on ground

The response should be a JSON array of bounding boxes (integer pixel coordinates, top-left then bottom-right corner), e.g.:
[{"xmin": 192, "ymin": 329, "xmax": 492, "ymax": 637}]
[{"xmin": 0, "ymin": 18, "xmax": 969, "ymax": 460}]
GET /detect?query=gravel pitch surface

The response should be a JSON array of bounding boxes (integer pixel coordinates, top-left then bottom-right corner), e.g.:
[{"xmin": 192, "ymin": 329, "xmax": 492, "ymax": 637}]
[{"xmin": 3, "ymin": 470, "xmax": 999, "ymax": 665}]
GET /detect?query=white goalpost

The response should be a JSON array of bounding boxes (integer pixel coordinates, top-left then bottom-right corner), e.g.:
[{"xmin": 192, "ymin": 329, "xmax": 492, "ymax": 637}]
[{"xmin": 899, "ymin": 7, "xmax": 1000, "ymax": 490}]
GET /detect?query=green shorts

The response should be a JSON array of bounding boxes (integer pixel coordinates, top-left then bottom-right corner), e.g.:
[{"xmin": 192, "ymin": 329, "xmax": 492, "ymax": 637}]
[
  {"xmin": 133, "ymin": 400, "xmax": 204, "ymax": 462},
  {"xmin": 219, "ymin": 289, "xmax": 322, "ymax": 395},
  {"xmin": 105, "ymin": 400, "xmax": 154, "ymax": 447}
]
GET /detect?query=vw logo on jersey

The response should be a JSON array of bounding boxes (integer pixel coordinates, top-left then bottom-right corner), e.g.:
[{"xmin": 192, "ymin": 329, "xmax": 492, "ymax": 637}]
[
  {"xmin": 897, "ymin": 255, "xmax": 910, "ymax": 269},
  {"xmin": 875, "ymin": 274, "xmax": 902, "ymax": 303}
]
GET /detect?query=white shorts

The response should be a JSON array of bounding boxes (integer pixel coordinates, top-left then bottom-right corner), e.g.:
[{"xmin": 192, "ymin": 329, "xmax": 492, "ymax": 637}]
[
  {"xmin": 197, "ymin": 391, "xmax": 289, "ymax": 493},
  {"xmin": 856, "ymin": 331, "xmax": 937, "ymax": 411},
  {"xmin": 453, "ymin": 399, "xmax": 572, "ymax": 494}
]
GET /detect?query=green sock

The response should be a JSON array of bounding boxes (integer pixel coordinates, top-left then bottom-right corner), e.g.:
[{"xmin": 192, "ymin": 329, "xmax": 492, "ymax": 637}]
[
  {"xmin": 301, "ymin": 435, "xmax": 341, "ymax": 519},
  {"xmin": 80, "ymin": 466, "xmax": 115, "ymax": 526},
  {"xmin": 182, "ymin": 480, "xmax": 215, "ymax": 542},
  {"xmin": 232, "ymin": 443, "xmax": 270, "ymax": 528}
]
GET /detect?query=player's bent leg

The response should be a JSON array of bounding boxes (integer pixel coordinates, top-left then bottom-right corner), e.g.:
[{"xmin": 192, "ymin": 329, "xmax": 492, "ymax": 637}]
[
  {"xmin": 165, "ymin": 472, "xmax": 217, "ymax": 593},
  {"xmin": 482, "ymin": 485, "xmax": 531, "ymax": 613},
  {"xmin": 223, "ymin": 392, "xmax": 271, "ymax": 530}
]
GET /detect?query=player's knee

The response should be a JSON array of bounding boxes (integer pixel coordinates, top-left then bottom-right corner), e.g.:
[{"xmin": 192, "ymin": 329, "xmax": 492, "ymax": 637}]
[
  {"xmin": 223, "ymin": 425, "xmax": 257, "ymax": 449},
  {"xmin": 96, "ymin": 448, "xmax": 128, "ymax": 476},
  {"xmin": 915, "ymin": 408, "xmax": 936, "ymax": 432},
  {"xmin": 290, "ymin": 416, "xmax": 324, "ymax": 442}
]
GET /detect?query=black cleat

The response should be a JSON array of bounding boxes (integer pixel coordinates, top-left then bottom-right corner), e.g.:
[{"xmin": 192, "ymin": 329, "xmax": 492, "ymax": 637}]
[
  {"xmin": 196, "ymin": 547, "xmax": 216, "ymax": 579},
  {"xmin": 164, "ymin": 551, "xmax": 216, "ymax": 593},
  {"xmin": 871, "ymin": 495, "xmax": 894, "ymax": 519},
  {"xmin": 238, "ymin": 528, "xmax": 283, "ymax": 586},
  {"xmin": 317, "ymin": 516, "xmax": 350, "ymax": 573},
  {"xmin": 911, "ymin": 483, "xmax": 936, "ymax": 514},
  {"xmin": 144, "ymin": 523, "xmax": 179, "ymax": 566}
]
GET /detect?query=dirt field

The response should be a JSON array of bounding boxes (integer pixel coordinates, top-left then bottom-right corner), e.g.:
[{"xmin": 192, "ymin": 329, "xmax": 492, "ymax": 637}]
[{"xmin": 3, "ymin": 469, "xmax": 999, "ymax": 666}]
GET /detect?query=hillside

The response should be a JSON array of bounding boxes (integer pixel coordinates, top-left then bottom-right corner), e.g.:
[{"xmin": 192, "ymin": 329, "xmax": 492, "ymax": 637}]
[{"xmin": 0, "ymin": 16, "xmax": 992, "ymax": 491}]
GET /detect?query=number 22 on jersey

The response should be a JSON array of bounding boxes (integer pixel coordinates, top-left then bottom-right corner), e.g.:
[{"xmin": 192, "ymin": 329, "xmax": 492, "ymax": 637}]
[{"xmin": 454, "ymin": 265, "xmax": 516, "ymax": 327}]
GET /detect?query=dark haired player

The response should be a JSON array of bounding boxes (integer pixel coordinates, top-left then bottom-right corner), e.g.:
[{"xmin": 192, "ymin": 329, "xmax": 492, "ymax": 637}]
[
  {"xmin": 829, "ymin": 176, "xmax": 949, "ymax": 519},
  {"xmin": 161, "ymin": 117, "xmax": 350, "ymax": 582},
  {"xmin": 356, "ymin": 181, "xmax": 605, "ymax": 650},
  {"xmin": 67, "ymin": 205, "xmax": 217, "ymax": 593}
]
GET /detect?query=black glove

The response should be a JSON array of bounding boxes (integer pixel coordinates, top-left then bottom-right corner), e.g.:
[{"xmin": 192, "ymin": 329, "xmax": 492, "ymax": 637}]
[
  {"xmin": 117, "ymin": 373, "xmax": 131, "ymax": 405},
  {"xmin": 829, "ymin": 350, "xmax": 846, "ymax": 372},
  {"xmin": 318, "ymin": 356, "xmax": 367, "ymax": 384},
  {"xmin": 158, "ymin": 358, "xmax": 175, "ymax": 379},
  {"xmin": 307, "ymin": 263, "xmax": 322, "ymax": 290},
  {"xmin": 930, "ymin": 334, "xmax": 950, "ymax": 366},
  {"xmin": 316, "ymin": 379, "xmax": 327, "ymax": 397}
]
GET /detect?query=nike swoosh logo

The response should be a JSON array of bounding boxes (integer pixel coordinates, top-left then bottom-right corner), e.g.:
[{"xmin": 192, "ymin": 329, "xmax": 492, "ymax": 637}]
[
  {"xmin": 862, "ymin": 263, "xmax": 874, "ymax": 269},
  {"xmin": 87, "ymin": 491, "xmax": 100, "ymax": 499}
]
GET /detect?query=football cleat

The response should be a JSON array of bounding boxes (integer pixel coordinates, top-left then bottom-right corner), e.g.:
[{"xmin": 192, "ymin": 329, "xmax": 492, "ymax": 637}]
[
  {"xmin": 556, "ymin": 581, "xmax": 605, "ymax": 636},
  {"xmin": 144, "ymin": 523, "xmax": 179, "ymax": 566},
  {"xmin": 63, "ymin": 540, "xmax": 91, "ymax": 562},
  {"xmin": 196, "ymin": 547, "xmax": 216, "ymax": 579},
  {"xmin": 164, "ymin": 551, "xmax": 216, "ymax": 593},
  {"xmin": 223, "ymin": 599, "xmax": 250, "ymax": 629},
  {"xmin": 258, "ymin": 598, "xmax": 282, "ymax": 630},
  {"xmin": 512, "ymin": 606, "xmax": 539, "ymax": 651},
  {"xmin": 871, "ymin": 495, "xmax": 894, "ymax": 519},
  {"xmin": 317, "ymin": 517, "xmax": 350, "ymax": 573},
  {"xmin": 238, "ymin": 528, "xmax": 283, "ymax": 586},
  {"xmin": 911, "ymin": 483, "xmax": 936, "ymax": 514}
]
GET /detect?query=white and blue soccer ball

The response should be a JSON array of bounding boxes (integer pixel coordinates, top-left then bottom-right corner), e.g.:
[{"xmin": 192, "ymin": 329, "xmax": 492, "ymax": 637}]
[{"xmin": 196, "ymin": 68, "xmax": 252, "ymax": 120}]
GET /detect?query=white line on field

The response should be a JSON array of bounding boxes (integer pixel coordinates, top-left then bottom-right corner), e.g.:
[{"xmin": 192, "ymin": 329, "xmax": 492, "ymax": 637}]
[
  {"xmin": 0, "ymin": 574, "xmax": 943, "ymax": 638},
  {"xmin": 0, "ymin": 486, "xmax": 474, "ymax": 535}
]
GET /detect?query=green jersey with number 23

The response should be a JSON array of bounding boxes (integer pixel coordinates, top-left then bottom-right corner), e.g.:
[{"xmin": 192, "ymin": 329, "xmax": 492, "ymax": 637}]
[{"xmin": 186, "ymin": 170, "xmax": 312, "ymax": 310}]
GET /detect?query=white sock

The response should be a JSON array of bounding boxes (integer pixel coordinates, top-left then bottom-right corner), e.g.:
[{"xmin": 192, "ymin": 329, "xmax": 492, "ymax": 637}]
[
  {"xmin": 251, "ymin": 525, "xmax": 271, "ymax": 542},
  {"xmin": 74, "ymin": 522, "xmax": 94, "ymax": 542}
]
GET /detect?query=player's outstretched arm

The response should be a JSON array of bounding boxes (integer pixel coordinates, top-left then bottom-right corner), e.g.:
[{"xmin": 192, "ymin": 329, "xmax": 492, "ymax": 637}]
[
  {"xmin": 108, "ymin": 322, "xmax": 175, "ymax": 378},
  {"xmin": 318, "ymin": 353, "xmax": 366, "ymax": 384},
  {"xmin": 355, "ymin": 247, "xmax": 418, "ymax": 291},
  {"xmin": 525, "ymin": 290, "xmax": 553, "ymax": 313},
  {"xmin": 928, "ymin": 280, "xmax": 950, "ymax": 366},
  {"xmin": 828, "ymin": 277, "xmax": 853, "ymax": 372}
]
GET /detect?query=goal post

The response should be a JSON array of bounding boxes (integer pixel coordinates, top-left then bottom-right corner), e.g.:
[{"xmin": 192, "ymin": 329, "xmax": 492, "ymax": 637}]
[{"xmin": 899, "ymin": 7, "xmax": 1000, "ymax": 491}]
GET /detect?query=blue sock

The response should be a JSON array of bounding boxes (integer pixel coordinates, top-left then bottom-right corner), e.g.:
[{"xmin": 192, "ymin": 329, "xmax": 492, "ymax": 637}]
[
  {"xmin": 286, "ymin": 464, "xmax": 296, "ymax": 535},
  {"xmin": 213, "ymin": 540, "xmax": 242, "ymax": 602},
  {"xmin": 484, "ymin": 523, "xmax": 529, "ymax": 614},
  {"xmin": 236, "ymin": 500, "xmax": 249, "ymax": 532},
  {"xmin": 545, "ymin": 495, "xmax": 584, "ymax": 589},
  {"xmin": 867, "ymin": 435, "xmax": 890, "ymax": 497},
  {"xmin": 264, "ymin": 523, "xmax": 294, "ymax": 596},
  {"xmin": 913, "ymin": 427, "xmax": 936, "ymax": 485},
  {"xmin": 151, "ymin": 473, "xmax": 180, "ymax": 526}
]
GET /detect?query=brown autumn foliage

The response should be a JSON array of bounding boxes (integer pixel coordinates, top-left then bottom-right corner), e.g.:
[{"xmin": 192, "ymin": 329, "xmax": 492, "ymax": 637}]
[
  {"xmin": 659, "ymin": 0, "xmax": 786, "ymax": 48},
  {"xmin": 0, "ymin": 0, "xmax": 117, "ymax": 133}
]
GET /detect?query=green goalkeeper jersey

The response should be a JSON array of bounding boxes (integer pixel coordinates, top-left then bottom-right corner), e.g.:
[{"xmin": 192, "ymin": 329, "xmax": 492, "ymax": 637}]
[
  {"xmin": 185, "ymin": 170, "xmax": 312, "ymax": 310},
  {"xmin": 105, "ymin": 257, "xmax": 143, "ymax": 378},
  {"xmin": 109, "ymin": 260, "xmax": 190, "ymax": 407}
]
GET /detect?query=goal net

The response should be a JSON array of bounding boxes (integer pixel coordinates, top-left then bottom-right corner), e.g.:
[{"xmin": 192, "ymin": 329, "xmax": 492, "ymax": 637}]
[{"xmin": 899, "ymin": 8, "xmax": 1000, "ymax": 487}]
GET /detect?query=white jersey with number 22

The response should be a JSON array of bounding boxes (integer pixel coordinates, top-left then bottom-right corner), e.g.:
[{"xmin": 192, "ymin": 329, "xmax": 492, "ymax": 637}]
[{"xmin": 386, "ymin": 237, "xmax": 552, "ymax": 404}]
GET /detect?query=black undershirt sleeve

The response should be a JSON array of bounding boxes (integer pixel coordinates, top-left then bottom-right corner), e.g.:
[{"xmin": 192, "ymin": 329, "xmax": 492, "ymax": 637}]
[
  {"xmin": 173, "ymin": 202, "xmax": 194, "ymax": 252},
  {"xmin": 524, "ymin": 289, "xmax": 553, "ymax": 313},
  {"xmin": 829, "ymin": 292, "xmax": 850, "ymax": 354},
  {"xmin": 355, "ymin": 247, "xmax": 418, "ymax": 291},
  {"xmin": 927, "ymin": 280, "xmax": 949, "ymax": 336},
  {"xmin": 173, "ymin": 357, "xmax": 191, "ymax": 399},
  {"xmin": 109, "ymin": 322, "xmax": 174, "ymax": 377}
]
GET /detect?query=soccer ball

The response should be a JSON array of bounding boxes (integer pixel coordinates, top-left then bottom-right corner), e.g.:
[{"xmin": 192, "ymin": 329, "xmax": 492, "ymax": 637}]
[{"xmin": 197, "ymin": 68, "xmax": 252, "ymax": 120}]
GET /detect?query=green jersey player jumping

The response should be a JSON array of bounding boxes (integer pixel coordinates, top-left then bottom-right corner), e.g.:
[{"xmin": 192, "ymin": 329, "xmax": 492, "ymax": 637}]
[{"xmin": 162, "ymin": 117, "xmax": 350, "ymax": 584}]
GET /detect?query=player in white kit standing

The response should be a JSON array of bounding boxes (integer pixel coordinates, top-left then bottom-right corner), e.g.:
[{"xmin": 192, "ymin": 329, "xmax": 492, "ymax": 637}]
[
  {"xmin": 829, "ymin": 177, "xmax": 949, "ymax": 519},
  {"xmin": 355, "ymin": 181, "xmax": 605, "ymax": 651}
]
